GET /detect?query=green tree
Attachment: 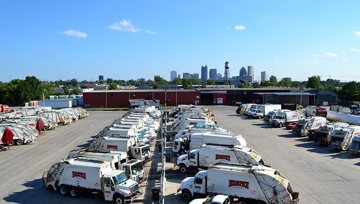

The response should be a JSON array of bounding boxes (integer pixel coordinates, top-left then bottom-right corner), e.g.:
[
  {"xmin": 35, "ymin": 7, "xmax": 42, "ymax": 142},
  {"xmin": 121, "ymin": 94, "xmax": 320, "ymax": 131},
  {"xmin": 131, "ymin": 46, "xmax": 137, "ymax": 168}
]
[
  {"xmin": 105, "ymin": 78, "xmax": 113, "ymax": 84},
  {"xmin": 109, "ymin": 82, "xmax": 118, "ymax": 90},
  {"xmin": 339, "ymin": 81, "xmax": 360, "ymax": 101},
  {"xmin": 22, "ymin": 76, "xmax": 42, "ymax": 102},
  {"xmin": 72, "ymin": 87, "xmax": 81, "ymax": 94},
  {"xmin": 154, "ymin": 76, "xmax": 167, "ymax": 85},
  {"xmin": 252, "ymin": 82, "xmax": 261, "ymax": 88},
  {"xmin": 278, "ymin": 77, "xmax": 292, "ymax": 87},
  {"xmin": 260, "ymin": 81, "xmax": 272, "ymax": 87},
  {"xmin": 306, "ymin": 75, "xmax": 322, "ymax": 89},
  {"xmin": 171, "ymin": 78, "xmax": 182, "ymax": 85},
  {"xmin": 269, "ymin": 75, "xmax": 278, "ymax": 86},
  {"xmin": 206, "ymin": 79, "xmax": 216, "ymax": 85},
  {"xmin": 182, "ymin": 78, "xmax": 193, "ymax": 89},
  {"xmin": 291, "ymin": 81, "xmax": 303, "ymax": 88},
  {"xmin": 238, "ymin": 81, "xmax": 250, "ymax": 88}
]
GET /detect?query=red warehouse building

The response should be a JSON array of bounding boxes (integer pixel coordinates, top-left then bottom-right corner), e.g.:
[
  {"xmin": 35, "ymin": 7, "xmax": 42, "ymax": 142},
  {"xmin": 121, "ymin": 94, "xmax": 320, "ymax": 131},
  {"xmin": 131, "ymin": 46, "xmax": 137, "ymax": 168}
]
[{"xmin": 83, "ymin": 90, "xmax": 200, "ymax": 107}]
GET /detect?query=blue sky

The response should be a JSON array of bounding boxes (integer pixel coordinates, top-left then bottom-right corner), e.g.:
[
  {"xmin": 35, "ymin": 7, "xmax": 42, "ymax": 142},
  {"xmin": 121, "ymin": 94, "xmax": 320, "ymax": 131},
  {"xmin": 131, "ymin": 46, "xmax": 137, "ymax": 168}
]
[{"xmin": 1, "ymin": 0, "xmax": 360, "ymax": 82}]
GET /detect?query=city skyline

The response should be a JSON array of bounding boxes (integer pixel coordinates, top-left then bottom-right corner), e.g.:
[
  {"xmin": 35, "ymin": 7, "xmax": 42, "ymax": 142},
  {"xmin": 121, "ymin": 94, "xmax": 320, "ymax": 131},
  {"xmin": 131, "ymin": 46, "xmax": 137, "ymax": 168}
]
[{"xmin": 1, "ymin": 1, "xmax": 360, "ymax": 82}]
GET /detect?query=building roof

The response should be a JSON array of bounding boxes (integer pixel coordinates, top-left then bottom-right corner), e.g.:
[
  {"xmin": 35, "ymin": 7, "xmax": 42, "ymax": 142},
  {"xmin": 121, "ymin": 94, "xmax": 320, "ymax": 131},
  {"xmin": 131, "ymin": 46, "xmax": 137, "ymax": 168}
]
[
  {"xmin": 272, "ymin": 92, "xmax": 315, "ymax": 96},
  {"xmin": 83, "ymin": 89, "xmax": 198, "ymax": 93}
]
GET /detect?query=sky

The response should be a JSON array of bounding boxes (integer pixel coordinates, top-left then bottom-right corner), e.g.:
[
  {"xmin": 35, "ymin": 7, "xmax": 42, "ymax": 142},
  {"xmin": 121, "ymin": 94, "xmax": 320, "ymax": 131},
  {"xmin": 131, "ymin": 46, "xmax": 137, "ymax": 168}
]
[{"xmin": 1, "ymin": 0, "xmax": 360, "ymax": 82}]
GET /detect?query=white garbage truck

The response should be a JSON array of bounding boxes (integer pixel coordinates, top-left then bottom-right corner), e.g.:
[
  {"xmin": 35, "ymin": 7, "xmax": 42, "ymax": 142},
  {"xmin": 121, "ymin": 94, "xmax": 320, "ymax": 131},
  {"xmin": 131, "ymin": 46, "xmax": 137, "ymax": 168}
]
[
  {"xmin": 89, "ymin": 137, "xmax": 151, "ymax": 162},
  {"xmin": 292, "ymin": 117, "xmax": 327, "ymax": 138},
  {"xmin": 67, "ymin": 149, "xmax": 144, "ymax": 182},
  {"xmin": 42, "ymin": 158, "xmax": 141, "ymax": 204},
  {"xmin": 328, "ymin": 125, "xmax": 360, "ymax": 151},
  {"xmin": 178, "ymin": 163, "xmax": 299, "ymax": 203},
  {"xmin": 176, "ymin": 144, "xmax": 266, "ymax": 173},
  {"xmin": 173, "ymin": 132, "xmax": 247, "ymax": 155},
  {"xmin": 271, "ymin": 110, "xmax": 304, "ymax": 128}
]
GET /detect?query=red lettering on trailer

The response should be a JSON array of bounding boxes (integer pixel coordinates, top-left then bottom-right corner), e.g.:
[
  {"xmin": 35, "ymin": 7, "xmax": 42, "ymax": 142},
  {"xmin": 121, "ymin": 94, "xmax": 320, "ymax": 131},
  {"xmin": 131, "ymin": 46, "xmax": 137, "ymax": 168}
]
[
  {"xmin": 72, "ymin": 171, "xmax": 86, "ymax": 179},
  {"xmin": 107, "ymin": 145, "xmax": 118, "ymax": 150},
  {"xmin": 215, "ymin": 154, "xmax": 231, "ymax": 161},
  {"xmin": 292, "ymin": 114, "xmax": 298, "ymax": 118},
  {"xmin": 189, "ymin": 122, "xmax": 197, "ymax": 125},
  {"xmin": 229, "ymin": 180, "xmax": 249, "ymax": 189}
]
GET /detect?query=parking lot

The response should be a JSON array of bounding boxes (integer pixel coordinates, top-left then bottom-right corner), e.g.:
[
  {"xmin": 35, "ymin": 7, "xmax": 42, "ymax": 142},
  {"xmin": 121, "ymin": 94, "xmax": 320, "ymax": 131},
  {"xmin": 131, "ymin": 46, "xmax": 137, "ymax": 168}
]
[{"xmin": 1, "ymin": 107, "xmax": 360, "ymax": 204}]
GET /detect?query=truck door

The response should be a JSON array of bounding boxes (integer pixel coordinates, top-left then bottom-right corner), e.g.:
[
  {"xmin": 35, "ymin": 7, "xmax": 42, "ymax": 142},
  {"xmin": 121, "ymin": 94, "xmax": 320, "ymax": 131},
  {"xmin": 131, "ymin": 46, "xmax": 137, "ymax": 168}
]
[
  {"xmin": 102, "ymin": 177, "xmax": 113, "ymax": 201},
  {"xmin": 193, "ymin": 176, "xmax": 206, "ymax": 194},
  {"xmin": 188, "ymin": 152, "xmax": 198, "ymax": 167}
]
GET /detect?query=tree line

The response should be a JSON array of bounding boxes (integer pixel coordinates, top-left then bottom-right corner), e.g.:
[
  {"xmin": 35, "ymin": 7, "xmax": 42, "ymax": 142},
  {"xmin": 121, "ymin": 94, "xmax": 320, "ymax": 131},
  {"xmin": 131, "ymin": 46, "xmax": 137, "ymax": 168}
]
[{"xmin": 0, "ymin": 75, "xmax": 359, "ymax": 106}]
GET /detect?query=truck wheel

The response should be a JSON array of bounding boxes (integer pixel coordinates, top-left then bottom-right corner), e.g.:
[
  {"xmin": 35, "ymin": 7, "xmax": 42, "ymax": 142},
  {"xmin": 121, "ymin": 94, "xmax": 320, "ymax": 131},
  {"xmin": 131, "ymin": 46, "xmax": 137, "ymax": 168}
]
[
  {"xmin": 279, "ymin": 123, "xmax": 283, "ymax": 128},
  {"xmin": 59, "ymin": 185, "xmax": 68, "ymax": 196},
  {"xmin": 0, "ymin": 145, "xmax": 4, "ymax": 151},
  {"xmin": 179, "ymin": 164, "xmax": 188, "ymax": 174},
  {"xmin": 113, "ymin": 194, "xmax": 124, "ymax": 204},
  {"xmin": 181, "ymin": 189, "xmax": 192, "ymax": 201},
  {"xmin": 15, "ymin": 139, "xmax": 24, "ymax": 145},
  {"xmin": 69, "ymin": 188, "xmax": 79, "ymax": 198}
]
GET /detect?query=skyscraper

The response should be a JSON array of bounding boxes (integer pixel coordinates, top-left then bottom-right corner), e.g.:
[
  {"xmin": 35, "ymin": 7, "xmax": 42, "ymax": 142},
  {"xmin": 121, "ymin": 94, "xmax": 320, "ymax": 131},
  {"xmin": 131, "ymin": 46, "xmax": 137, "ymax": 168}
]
[
  {"xmin": 261, "ymin": 71, "xmax": 268, "ymax": 82},
  {"xmin": 193, "ymin": 73, "xmax": 199, "ymax": 79},
  {"xmin": 183, "ymin": 73, "xmax": 191, "ymax": 79},
  {"xmin": 209, "ymin": 68, "xmax": 217, "ymax": 80},
  {"xmin": 201, "ymin": 65, "xmax": 208, "ymax": 83},
  {"xmin": 170, "ymin": 70, "xmax": 177, "ymax": 81},
  {"xmin": 239, "ymin": 67, "xmax": 247, "ymax": 76},
  {"xmin": 247, "ymin": 66, "xmax": 254, "ymax": 82}
]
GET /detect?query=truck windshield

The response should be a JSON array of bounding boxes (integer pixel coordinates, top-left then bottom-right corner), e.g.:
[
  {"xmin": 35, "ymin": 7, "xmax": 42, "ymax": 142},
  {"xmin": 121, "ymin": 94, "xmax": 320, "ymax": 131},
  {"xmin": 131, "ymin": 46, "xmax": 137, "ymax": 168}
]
[
  {"xmin": 131, "ymin": 162, "xmax": 143, "ymax": 174},
  {"xmin": 113, "ymin": 172, "xmax": 128, "ymax": 185},
  {"xmin": 142, "ymin": 146, "xmax": 150, "ymax": 156},
  {"xmin": 332, "ymin": 130, "xmax": 348, "ymax": 138}
]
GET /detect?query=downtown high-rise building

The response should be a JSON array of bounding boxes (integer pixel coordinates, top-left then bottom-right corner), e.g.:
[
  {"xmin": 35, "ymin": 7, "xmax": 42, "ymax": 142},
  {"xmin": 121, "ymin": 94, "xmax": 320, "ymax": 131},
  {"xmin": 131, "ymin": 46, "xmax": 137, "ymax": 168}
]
[
  {"xmin": 201, "ymin": 65, "xmax": 208, "ymax": 83},
  {"xmin": 183, "ymin": 73, "xmax": 191, "ymax": 79},
  {"xmin": 170, "ymin": 70, "xmax": 177, "ymax": 81},
  {"xmin": 261, "ymin": 71, "xmax": 268, "ymax": 82},
  {"xmin": 247, "ymin": 66, "xmax": 254, "ymax": 82},
  {"xmin": 209, "ymin": 68, "xmax": 217, "ymax": 80}
]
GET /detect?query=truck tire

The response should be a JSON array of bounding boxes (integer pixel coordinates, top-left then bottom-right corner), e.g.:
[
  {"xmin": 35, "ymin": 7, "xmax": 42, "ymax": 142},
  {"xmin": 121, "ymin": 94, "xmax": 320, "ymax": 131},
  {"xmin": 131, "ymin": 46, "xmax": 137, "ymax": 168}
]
[
  {"xmin": 113, "ymin": 194, "xmax": 124, "ymax": 204},
  {"xmin": 0, "ymin": 145, "xmax": 4, "ymax": 151},
  {"xmin": 59, "ymin": 185, "xmax": 68, "ymax": 196},
  {"xmin": 279, "ymin": 123, "xmax": 283, "ymax": 128},
  {"xmin": 15, "ymin": 139, "xmax": 24, "ymax": 145},
  {"xmin": 181, "ymin": 189, "xmax": 192, "ymax": 201},
  {"xmin": 69, "ymin": 187, "xmax": 79, "ymax": 198},
  {"xmin": 179, "ymin": 164, "xmax": 188, "ymax": 174}
]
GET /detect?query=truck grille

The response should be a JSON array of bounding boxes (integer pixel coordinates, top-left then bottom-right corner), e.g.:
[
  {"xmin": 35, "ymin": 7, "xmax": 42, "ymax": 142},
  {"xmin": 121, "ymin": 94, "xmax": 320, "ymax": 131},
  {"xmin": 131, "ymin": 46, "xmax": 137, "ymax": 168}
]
[{"xmin": 130, "ymin": 184, "xmax": 139, "ymax": 195}]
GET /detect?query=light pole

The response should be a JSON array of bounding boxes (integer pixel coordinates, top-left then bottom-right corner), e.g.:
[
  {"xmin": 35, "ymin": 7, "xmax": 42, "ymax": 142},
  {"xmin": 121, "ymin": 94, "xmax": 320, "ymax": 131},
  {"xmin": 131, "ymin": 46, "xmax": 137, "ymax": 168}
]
[
  {"xmin": 105, "ymin": 87, "xmax": 108, "ymax": 108},
  {"xmin": 42, "ymin": 92, "xmax": 45, "ymax": 107}
]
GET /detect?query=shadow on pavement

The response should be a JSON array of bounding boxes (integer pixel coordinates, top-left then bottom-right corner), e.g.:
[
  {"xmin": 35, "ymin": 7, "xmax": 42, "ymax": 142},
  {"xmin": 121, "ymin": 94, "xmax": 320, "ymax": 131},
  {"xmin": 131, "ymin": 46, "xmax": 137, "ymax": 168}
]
[{"xmin": 3, "ymin": 179, "xmax": 101, "ymax": 204}]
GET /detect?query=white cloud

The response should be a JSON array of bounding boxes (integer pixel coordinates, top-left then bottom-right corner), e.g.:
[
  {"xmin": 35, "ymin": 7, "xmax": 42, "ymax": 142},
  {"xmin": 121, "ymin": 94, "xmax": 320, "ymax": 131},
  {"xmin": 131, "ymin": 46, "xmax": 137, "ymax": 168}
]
[
  {"xmin": 234, "ymin": 25, "xmax": 246, "ymax": 31},
  {"xmin": 349, "ymin": 48, "xmax": 359, "ymax": 53},
  {"xmin": 324, "ymin": 52, "xmax": 339, "ymax": 58},
  {"xmin": 62, "ymin": 29, "xmax": 88, "ymax": 38},
  {"xmin": 145, "ymin": 29, "xmax": 156, "ymax": 35},
  {"xmin": 108, "ymin": 19, "xmax": 140, "ymax": 32},
  {"xmin": 355, "ymin": 31, "xmax": 360, "ymax": 37}
]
